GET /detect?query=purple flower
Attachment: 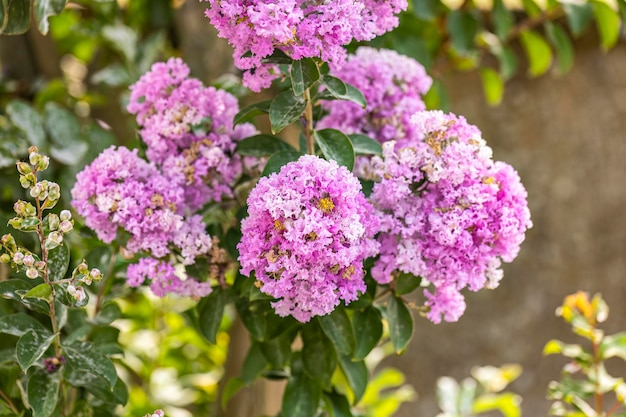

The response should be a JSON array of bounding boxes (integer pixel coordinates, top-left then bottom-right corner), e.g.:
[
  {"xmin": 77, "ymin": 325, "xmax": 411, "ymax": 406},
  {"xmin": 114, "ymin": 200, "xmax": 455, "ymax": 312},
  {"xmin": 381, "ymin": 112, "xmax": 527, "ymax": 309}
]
[
  {"xmin": 370, "ymin": 111, "xmax": 532, "ymax": 323},
  {"xmin": 238, "ymin": 155, "xmax": 379, "ymax": 322},
  {"xmin": 127, "ymin": 257, "xmax": 212, "ymax": 299}
]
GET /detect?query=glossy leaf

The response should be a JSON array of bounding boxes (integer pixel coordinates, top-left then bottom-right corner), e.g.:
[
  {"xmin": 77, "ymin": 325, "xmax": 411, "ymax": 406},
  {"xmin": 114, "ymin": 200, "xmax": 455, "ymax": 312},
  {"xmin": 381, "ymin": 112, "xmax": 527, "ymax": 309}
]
[
  {"xmin": 519, "ymin": 30, "xmax": 552, "ymax": 77},
  {"xmin": 592, "ymin": 0, "xmax": 621, "ymax": 50},
  {"xmin": 291, "ymin": 58, "xmax": 320, "ymax": 96},
  {"xmin": 236, "ymin": 134, "xmax": 297, "ymax": 156},
  {"xmin": 318, "ymin": 309, "xmax": 355, "ymax": 356},
  {"xmin": 64, "ymin": 368, "xmax": 128, "ymax": 405},
  {"xmin": 93, "ymin": 302, "xmax": 122, "ymax": 325},
  {"xmin": 348, "ymin": 134, "xmax": 382, "ymax": 156},
  {"xmin": 260, "ymin": 150, "xmax": 302, "ymax": 177},
  {"xmin": 492, "ymin": 0, "xmax": 514, "ymax": 40},
  {"xmin": 324, "ymin": 391, "xmax": 354, "ymax": 417},
  {"xmin": 600, "ymin": 332, "xmax": 626, "ymax": 360},
  {"xmin": 34, "ymin": 0, "xmax": 67, "ymax": 35},
  {"xmin": 241, "ymin": 342, "xmax": 269, "ymax": 384},
  {"xmin": 21, "ymin": 283, "xmax": 52, "ymax": 301},
  {"xmin": 0, "ymin": 0, "xmax": 30, "ymax": 34},
  {"xmin": 545, "ymin": 23, "xmax": 574, "ymax": 75},
  {"xmin": 386, "ymin": 295, "xmax": 414, "ymax": 353},
  {"xmin": 338, "ymin": 354, "xmax": 368, "ymax": 403},
  {"xmin": 563, "ymin": 2, "xmax": 594, "ymax": 36},
  {"xmin": 322, "ymin": 76, "xmax": 367, "ymax": 108},
  {"xmin": 447, "ymin": 10, "xmax": 479, "ymax": 54},
  {"xmin": 43, "ymin": 103, "xmax": 88, "ymax": 165},
  {"xmin": 480, "ymin": 68, "xmax": 504, "ymax": 106},
  {"xmin": 283, "ymin": 357, "xmax": 322, "ymax": 417},
  {"xmin": 269, "ymin": 89, "xmax": 306, "ymax": 134},
  {"xmin": 302, "ymin": 321, "xmax": 337, "ymax": 389},
  {"xmin": 234, "ymin": 99, "xmax": 272, "ymax": 125},
  {"xmin": 394, "ymin": 273, "xmax": 422, "ymax": 296},
  {"xmin": 314, "ymin": 129, "xmax": 355, "ymax": 171},
  {"xmin": 262, "ymin": 49, "xmax": 293, "ymax": 65},
  {"xmin": 17, "ymin": 329, "xmax": 56, "ymax": 372},
  {"xmin": 6, "ymin": 100, "xmax": 46, "ymax": 148},
  {"xmin": 63, "ymin": 341, "xmax": 117, "ymax": 388},
  {"xmin": 0, "ymin": 313, "xmax": 50, "ymax": 337},
  {"xmin": 352, "ymin": 306, "xmax": 383, "ymax": 360},
  {"xmin": 197, "ymin": 288, "xmax": 228, "ymax": 344},
  {"xmin": 27, "ymin": 367, "xmax": 60, "ymax": 417},
  {"xmin": 260, "ymin": 331, "xmax": 293, "ymax": 369},
  {"xmin": 102, "ymin": 23, "xmax": 138, "ymax": 63}
]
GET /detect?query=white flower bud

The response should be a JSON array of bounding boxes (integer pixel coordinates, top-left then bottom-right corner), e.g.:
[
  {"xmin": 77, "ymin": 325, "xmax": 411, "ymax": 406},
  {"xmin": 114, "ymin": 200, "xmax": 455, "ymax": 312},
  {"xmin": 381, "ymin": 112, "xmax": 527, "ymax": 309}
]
[
  {"xmin": 26, "ymin": 267, "xmax": 39, "ymax": 279},
  {"xmin": 60, "ymin": 210, "xmax": 72, "ymax": 221},
  {"xmin": 13, "ymin": 252, "xmax": 24, "ymax": 265},
  {"xmin": 23, "ymin": 254, "xmax": 35, "ymax": 267},
  {"xmin": 59, "ymin": 220, "xmax": 73, "ymax": 234}
]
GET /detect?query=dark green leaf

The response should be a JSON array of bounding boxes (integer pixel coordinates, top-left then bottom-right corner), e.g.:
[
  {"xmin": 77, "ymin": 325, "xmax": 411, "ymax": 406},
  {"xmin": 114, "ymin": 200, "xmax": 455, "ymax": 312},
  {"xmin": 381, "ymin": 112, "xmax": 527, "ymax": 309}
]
[
  {"xmin": 269, "ymin": 89, "xmax": 306, "ymax": 134},
  {"xmin": 291, "ymin": 58, "xmax": 320, "ymax": 96},
  {"xmin": 0, "ymin": 281, "xmax": 50, "ymax": 314},
  {"xmin": 17, "ymin": 329, "xmax": 56, "ymax": 372},
  {"xmin": 236, "ymin": 134, "xmax": 297, "ymax": 156},
  {"xmin": 302, "ymin": 321, "xmax": 337, "ymax": 389},
  {"xmin": 241, "ymin": 342, "xmax": 269, "ymax": 384},
  {"xmin": 318, "ymin": 308, "xmax": 355, "ymax": 356},
  {"xmin": 352, "ymin": 306, "xmax": 383, "ymax": 360},
  {"xmin": 22, "ymin": 283, "xmax": 52, "ymax": 301},
  {"xmin": 494, "ymin": 46, "xmax": 518, "ymax": 80},
  {"xmin": 197, "ymin": 288, "xmax": 228, "ymax": 344},
  {"xmin": 34, "ymin": 0, "xmax": 67, "ymax": 35},
  {"xmin": 0, "ymin": 313, "xmax": 49, "ymax": 337},
  {"xmin": 27, "ymin": 367, "xmax": 60, "ymax": 417},
  {"xmin": 480, "ymin": 68, "xmax": 504, "ymax": 106},
  {"xmin": 43, "ymin": 103, "xmax": 88, "ymax": 165},
  {"xmin": 314, "ymin": 129, "xmax": 355, "ymax": 171},
  {"xmin": 411, "ymin": 0, "xmax": 440, "ymax": 20},
  {"xmin": 283, "ymin": 358, "xmax": 322, "ymax": 417},
  {"xmin": 102, "ymin": 23, "xmax": 137, "ymax": 63},
  {"xmin": 93, "ymin": 302, "xmax": 121, "ymax": 325},
  {"xmin": 261, "ymin": 150, "xmax": 302, "ymax": 177},
  {"xmin": 592, "ymin": 0, "xmax": 621, "ymax": 50},
  {"xmin": 522, "ymin": 0, "xmax": 543, "ymax": 17},
  {"xmin": 91, "ymin": 64, "xmax": 132, "ymax": 87},
  {"xmin": 492, "ymin": 0, "xmax": 514, "ymax": 40},
  {"xmin": 519, "ymin": 29, "xmax": 552, "ymax": 77},
  {"xmin": 395, "ymin": 273, "xmax": 422, "ymax": 296},
  {"xmin": 64, "ymin": 368, "xmax": 127, "ymax": 405},
  {"xmin": 221, "ymin": 377, "xmax": 246, "ymax": 410},
  {"xmin": 545, "ymin": 23, "xmax": 574, "ymax": 75},
  {"xmin": 261, "ymin": 49, "xmax": 293, "ymax": 65},
  {"xmin": 348, "ymin": 134, "xmax": 382, "ymax": 156},
  {"xmin": 618, "ymin": 0, "xmax": 626, "ymax": 25},
  {"xmin": 337, "ymin": 354, "xmax": 368, "ymax": 403},
  {"xmin": 447, "ymin": 10, "xmax": 479, "ymax": 54},
  {"xmin": 322, "ymin": 76, "xmax": 367, "ymax": 108},
  {"xmin": 234, "ymin": 100, "xmax": 272, "ymax": 126},
  {"xmin": 260, "ymin": 331, "xmax": 293, "ymax": 369},
  {"xmin": 6, "ymin": 100, "xmax": 46, "ymax": 148},
  {"xmin": 236, "ymin": 298, "xmax": 268, "ymax": 341},
  {"xmin": 386, "ymin": 295, "xmax": 414, "ymax": 353},
  {"xmin": 324, "ymin": 391, "xmax": 354, "ymax": 417},
  {"xmin": 563, "ymin": 2, "xmax": 594, "ymax": 36},
  {"xmin": 63, "ymin": 341, "xmax": 117, "ymax": 388},
  {"xmin": 0, "ymin": 0, "xmax": 30, "ymax": 34}
]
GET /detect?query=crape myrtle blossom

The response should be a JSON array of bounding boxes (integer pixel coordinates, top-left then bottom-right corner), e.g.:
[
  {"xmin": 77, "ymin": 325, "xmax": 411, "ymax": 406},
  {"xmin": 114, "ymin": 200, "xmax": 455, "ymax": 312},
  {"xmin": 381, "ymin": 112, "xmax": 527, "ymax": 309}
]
[
  {"xmin": 370, "ymin": 111, "xmax": 532, "ymax": 323},
  {"xmin": 201, "ymin": 0, "xmax": 408, "ymax": 91},
  {"xmin": 126, "ymin": 258, "xmax": 212, "ymax": 299},
  {"xmin": 237, "ymin": 155, "xmax": 379, "ymax": 322},
  {"xmin": 127, "ymin": 58, "xmax": 257, "ymax": 211}
]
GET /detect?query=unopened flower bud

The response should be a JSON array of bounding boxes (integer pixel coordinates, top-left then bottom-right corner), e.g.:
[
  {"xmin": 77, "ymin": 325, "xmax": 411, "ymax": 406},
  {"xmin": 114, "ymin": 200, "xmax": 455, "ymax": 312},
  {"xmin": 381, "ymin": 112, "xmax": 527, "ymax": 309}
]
[
  {"xmin": 30, "ymin": 183, "xmax": 44, "ymax": 199},
  {"xmin": 35, "ymin": 261, "xmax": 46, "ymax": 270},
  {"xmin": 68, "ymin": 284, "xmax": 86, "ymax": 302},
  {"xmin": 90, "ymin": 268, "xmax": 102, "ymax": 282},
  {"xmin": 60, "ymin": 210, "xmax": 71, "ymax": 221},
  {"xmin": 48, "ymin": 214, "xmax": 60, "ymax": 230},
  {"xmin": 27, "ymin": 145, "xmax": 39, "ymax": 155},
  {"xmin": 23, "ymin": 254, "xmax": 35, "ymax": 267},
  {"xmin": 19, "ymin": 173, "xmax": 35, "ymax": 189},
  {"xmin": 45, "ymin": 232, "xmax": 63, "ymax": 250},
  {"xmin": 13, "ymin": 200, "xmax": 25, "ymax": 215},
  {"xmin": 0, "ymin": 254, "xmax": 10, "ymax": 264},
  {"xmin": 1, "ymin": 234, "xmax": 16, "ymax": 252},
  {"xmin": 47, "ymin": 183, "xmax": 60, "ymax": 201},
  {"xmin": 13, "ymin": 252, "xmax": 24, "ymax": 264},
  {"xmin": 29, "ymin": 152, "xmax": 40, "ymax": 166},
  {"xmin": 16, "ymin": 161, "xmax": 32, "ymax": 175},
  {"xmin": 37, "ymin": 155, "xmax": 50, "ymax": 171},
  {"xmin": 59, "ymin": 220, "xmax": 73, "ymax": 234},
  {"xmin": 26, "ymin": 267, "xmax": 39, "ymax": 279},
  {"xmin": 8, "ymin": 218, "xmax": 22, "ymax": 229},
  {"xmin": 77, "ymin": 262, "xmax": 88, "ymax": 275}
]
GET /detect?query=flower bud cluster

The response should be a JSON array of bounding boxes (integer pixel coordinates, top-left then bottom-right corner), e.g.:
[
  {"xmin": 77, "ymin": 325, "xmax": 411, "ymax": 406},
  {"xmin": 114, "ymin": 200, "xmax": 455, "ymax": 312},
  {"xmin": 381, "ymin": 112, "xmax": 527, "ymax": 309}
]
[
  {"xmin": 0, "ymin": 238, "xmax": 46, "ymax": 279},
  {"xmin": 144, "ymin": 410, "xmax": 164, "ymax": 417}
]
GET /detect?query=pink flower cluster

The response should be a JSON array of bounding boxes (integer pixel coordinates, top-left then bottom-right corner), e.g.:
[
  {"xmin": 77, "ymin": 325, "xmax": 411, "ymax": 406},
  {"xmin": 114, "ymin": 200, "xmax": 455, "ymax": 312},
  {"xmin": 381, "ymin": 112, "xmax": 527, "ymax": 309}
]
[
  {"xmin": 127, "ymin": 58, "xmax": 256, "ymax": 211},
  {"xmin": 237, "ymin": 155, "xmax": 379, "ymax": 322},
  {"xmin": 319, "ymin": 47, "xmax": 432, "ymax": 143},
  {"xmin": 201, "ymin": 0, "xmax": 407, "ymax": 91},
  {"xmin": 370, "ymin": 111, "xmax": 532, "ymax": 323}
]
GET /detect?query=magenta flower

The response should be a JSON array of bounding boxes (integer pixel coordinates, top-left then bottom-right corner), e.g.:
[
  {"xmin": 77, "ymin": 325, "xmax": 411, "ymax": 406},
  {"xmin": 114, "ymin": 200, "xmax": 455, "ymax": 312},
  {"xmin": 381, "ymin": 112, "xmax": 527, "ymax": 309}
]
[{"xmin": 238, "ymin": 155, "xmax": 379, "ymax": 322}]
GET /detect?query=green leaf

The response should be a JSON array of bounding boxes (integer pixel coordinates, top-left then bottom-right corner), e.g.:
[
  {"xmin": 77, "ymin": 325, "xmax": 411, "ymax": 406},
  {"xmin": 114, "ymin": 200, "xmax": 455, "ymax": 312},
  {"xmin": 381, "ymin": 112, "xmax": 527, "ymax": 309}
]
[
  {"xmin": 43, "ymin": 103, "xmax": 88, "ymax": 165},
  {"xmin": 291, "ymin": 58, "xmax": 320, "ymax": 97},
  {"xmin": 348, "ymin": 134, "xmax": 382, "ymax": 156},
  {"xmin": 234, "ymin": 99, "xmax": 272, "ymax": 125},
  {"xmin": 386, "ymin": 295, "xmax": 414, "ymax": 353},
  {"xmin": 64, "ymin": 368, "xmax": 128, "ymax": 405},
  {"xmin": 494, "ymin": 46, "xmax": 518, "ymax": 80},
  {"xmin": 283, "ymin": 358, "xmax": 322, "ymax": 417},
  {"xmin": 0, "ymin": 313, "xmax": 50, "ymax": 337},
  {"xmin": 600, "ymin": 332, "xmax": 626, "ymax": 361},
  {"xmin": 323, "ymin": 391, "xmax": 354, "ymax": 417},
  {"xmin": 261, "ymin": 49, "xmax": 293, "ymax": 65},
  {"xmin": 0, "ymin": 281, "xmax": 50, "ymax": 314},
  {"xmin": 27, "ymin": 367, "xmax": 60, "ymax": 417},
  {"xmin": 102, "ymin": 23, "xmax": 138, "ymax": 63},
  {"xmin": 473, "ymin": 392, "xmax": 522, "ymax": 417},
  {"xmin": 314, "ymin": 129, "xmax": 355, "ymax": 171},
  {"xmin": 562, "ymin": 2, "xmax": 594, "ymax": 36},
  {"xmin": 260, "ymin": 331, "xmax": 293, "ymax": 369},
  {"xmin": 260, "ymin": 150, "xmax": 302, "ymax": 177},
  {"xmin": 63, "ymin": 341, "xmax": 117, "ymax": 388},
  {"xmin": 411, "ymin": 0, "xmax": 440, "ymax": 20},
  {"xmin": 522, "ymin": 0, "xmax": 543, "ymax": 17},
  {"xmin": 197, "ymin": 288, "xmax": 228, "ymax": 344},
  {"xmin": 221, "ymin": 377, "xmax": 246, "ymax": 410},
  {"xmin": 394, "ymin": 273, "xmax": 422, "ymax": 296},
  {"xmin": 322, "ymin": 76, "xmax": 367, "ymax": 108},
  {"xmin": 91, "ymin": 63, "xmax": 132, "ymax": 87},
  {"xmin": 592, "ymin": 0, "xmax": 621, "ymax": 50},
  {"xmin": 269, "ymin": 89, "xmax": 306, "ymax": 134},
  {"xmin": 93, "ymin": 302, "xmax": 121, "ymax": 325},
  {"xmin": 480, "ymin": 68, "xmax": 504, "ymax": 106},
  {"xmin": 6, "ymin": 100, "xmax": 46, "ymax": 148},
  {"xmin": 236, "ymin": 134, "xmax": 297, "ymax": 156},
  {"xmin": 235, "ymin": 298, "xmax": 268, "ymax": 341},
  {"xmin": 352, "ymin": 306, "xmax": 383, "ymax": 361},
  {"xmin": 519, "ymin": 29, "xmax": 553, "ymax": 77},
  {"xmin": 318, "ymin": 308, "xmax": 355, "ymax": 356},
  {"xmin": 241, "ymin": 342, "xmax": 269, "ymax": 384},
  {"xmin": 492, "ymin": 0, "xmax": 514, "ymax": 40},
  {"xmin": 34, "ymin": 0, "xmax": 67, "ymax": 35},
  {"xmin": 545, "ymin": 23, "xmax": 574, "ymax": 75},
  {"xmin": 447, "ymin": 10, "xmax": 479, "ymax": 54},
  {"xmin": 302, "ymin": 321, "xmax": 337, "ymax": 389},
  {"xmin": 21, "ymin": 283, "xmax": 52, "ymax": 301},
  {"xmin": 0, "ymin": 0, "xmax": 30, "ymax": 34},
  {"xmin": 338, "ymin": 354, "xmax": 368, "ymax": 403},
  {"xmin": 17, "ymin": 329, "xmax": 56, "ymax": 372}
]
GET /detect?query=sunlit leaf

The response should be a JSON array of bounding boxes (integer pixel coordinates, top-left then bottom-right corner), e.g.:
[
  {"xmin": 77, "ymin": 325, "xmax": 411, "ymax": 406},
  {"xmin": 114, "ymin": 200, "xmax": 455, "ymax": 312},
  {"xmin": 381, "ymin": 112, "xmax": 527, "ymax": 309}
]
[{"xmin": 519, "ymin": 30, "xmax": 553, "ymax": 77}]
